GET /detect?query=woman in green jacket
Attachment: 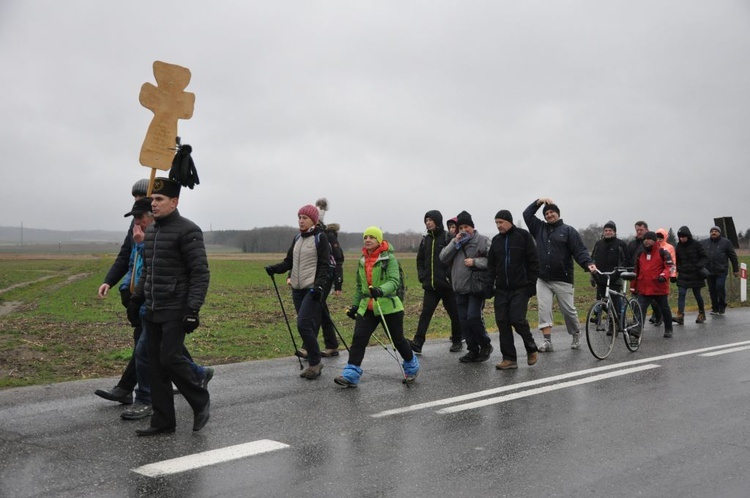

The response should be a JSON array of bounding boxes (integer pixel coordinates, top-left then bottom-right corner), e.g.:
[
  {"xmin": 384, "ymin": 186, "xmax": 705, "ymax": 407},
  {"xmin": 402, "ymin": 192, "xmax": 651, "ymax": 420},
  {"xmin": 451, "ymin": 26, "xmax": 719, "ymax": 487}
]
[{"xmin": 334, "ymin": 226, "xmax": 419, "ymax": 387}]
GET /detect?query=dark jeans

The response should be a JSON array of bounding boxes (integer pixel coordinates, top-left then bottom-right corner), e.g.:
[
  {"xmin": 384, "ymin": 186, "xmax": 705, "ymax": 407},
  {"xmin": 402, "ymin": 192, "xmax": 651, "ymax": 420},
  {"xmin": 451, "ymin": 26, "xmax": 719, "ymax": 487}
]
[
  {"xmin": 637, "ymin": 295, "xmax": 673, "ymax": 333},
  {"xmin": 494, "ymin": 288, "xmax": 537, "ymax": 361},
  {"xmin": 318, "ymin": 282, "xmax": 339, "ymax": 349},
  {"xmin": 706, "ymin": 274, "xmax": 728, "ymax": 312},
  {"xmin": 291, "ymin": 289, "xmax": 323, "ymax": 366},
  {"xmin": 455, "ymin": 293, "xmax": 491, "ymax": 353},
  {"xmin": 413, "ymin": 287, "xmax": 462, "ymax": 346},
  {"xmin": 348, "ymin": 310, "xmax": 412, "ymax": 366},
  {"xmin": 677, "ymin": 285, "xmax": 705, "ymax": 314},
  {"xmin": 145, "ymin": 318, "xmax": 209, "ymax": 429}
]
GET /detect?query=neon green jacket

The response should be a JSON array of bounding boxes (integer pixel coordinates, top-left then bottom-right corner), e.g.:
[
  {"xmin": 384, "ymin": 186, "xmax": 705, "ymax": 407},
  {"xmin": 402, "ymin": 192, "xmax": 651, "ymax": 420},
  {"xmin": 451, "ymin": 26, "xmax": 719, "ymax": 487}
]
[{"xmin": 353, "ymin": 241, "xmax": 404, "ymax": 316}]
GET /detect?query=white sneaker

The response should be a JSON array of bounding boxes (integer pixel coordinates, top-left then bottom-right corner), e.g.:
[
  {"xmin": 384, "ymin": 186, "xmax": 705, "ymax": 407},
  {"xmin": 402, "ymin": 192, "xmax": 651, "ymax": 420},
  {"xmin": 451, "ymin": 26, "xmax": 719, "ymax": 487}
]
[
  {"xmin": 538, "ymin": 339, "xmax": 554, "ymax": 352},
  {"xmin": 571, "ymin": 333, "xmax": 581, "ymax": 349}
]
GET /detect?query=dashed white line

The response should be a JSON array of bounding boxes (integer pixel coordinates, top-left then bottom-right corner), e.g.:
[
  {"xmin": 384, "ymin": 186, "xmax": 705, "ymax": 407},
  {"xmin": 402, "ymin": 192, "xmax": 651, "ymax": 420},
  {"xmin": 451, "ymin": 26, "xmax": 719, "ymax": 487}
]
[
  {"xmin": 371, "ymin": 340, "xmax": 750, "ymax": 418},
  {"xmin": 131, "ymin": 439, "xmax": 289, "ymax": 477},
  {"xmin": 699, "ymin": 345, "xmax": 750, "ymax": 357},
  {"xmin": 437, "ymin": 364, "xmax": 660, "ymax": 413}
]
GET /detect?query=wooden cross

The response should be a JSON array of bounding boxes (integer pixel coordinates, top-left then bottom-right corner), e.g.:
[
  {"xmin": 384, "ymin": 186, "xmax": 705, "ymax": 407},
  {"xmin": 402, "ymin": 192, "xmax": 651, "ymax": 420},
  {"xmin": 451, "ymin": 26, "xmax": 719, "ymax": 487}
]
[{"xmin": 139, "ymin": 61, "xmax": 195, "ymax": 193}]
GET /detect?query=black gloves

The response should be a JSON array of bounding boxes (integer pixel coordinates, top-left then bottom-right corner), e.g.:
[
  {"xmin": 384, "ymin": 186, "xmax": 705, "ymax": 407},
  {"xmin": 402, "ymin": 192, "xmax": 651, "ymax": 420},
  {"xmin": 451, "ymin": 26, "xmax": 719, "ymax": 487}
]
[
  {"xmin": 309, "ymin": 286, "xmax": 324, "ymax": 301},
  {"xmin": 657, "ymin": 276, "xmax": 666, "ymax": 283},
  {"xmin": 526, "ymin": 283, "xmax": 537, "ymax": 297},
  {"xmin": 265, "ymin": 265, "xmax": 275, "ymax": 276},
  {"xmin": 670, "ymin": 276, "xmax": 677, "ymax": 283},
  {"xmin": 126, "ymin": 298, "xmax": 143, "ymax": 327},
  {"xmin": 369, "ymin": 287, "xmax": 384, "ymax": 298},
  {"xmin": 346, "ymin": 306, "xmax": 358, "ymax": 320},
  {"xmin": 183, "ymin": 311, "xmax": 200, "ymax": 334}
]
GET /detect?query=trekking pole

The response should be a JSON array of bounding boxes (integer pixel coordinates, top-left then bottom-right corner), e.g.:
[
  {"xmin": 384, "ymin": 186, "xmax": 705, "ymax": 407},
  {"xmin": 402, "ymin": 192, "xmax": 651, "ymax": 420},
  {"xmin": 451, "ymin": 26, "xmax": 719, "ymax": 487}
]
[
  {"xmin": 320, "ymin": 301, "xmax": 350, "ymax": 352},
  {"xmin": 269, "ymin": 273, "xmax": 304, "ymax": 370},
  {"xmin": 372, "ymin": 292, "xmax": 408, "ymax": 384}
]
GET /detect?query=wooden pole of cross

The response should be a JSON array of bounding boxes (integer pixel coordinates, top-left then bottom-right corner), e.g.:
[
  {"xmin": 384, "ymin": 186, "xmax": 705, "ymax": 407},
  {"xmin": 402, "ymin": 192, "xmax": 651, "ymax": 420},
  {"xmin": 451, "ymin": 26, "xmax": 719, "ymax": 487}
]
[{"xmin": 139, "ymin": 61, "xmax": 195, "ymax": 195}]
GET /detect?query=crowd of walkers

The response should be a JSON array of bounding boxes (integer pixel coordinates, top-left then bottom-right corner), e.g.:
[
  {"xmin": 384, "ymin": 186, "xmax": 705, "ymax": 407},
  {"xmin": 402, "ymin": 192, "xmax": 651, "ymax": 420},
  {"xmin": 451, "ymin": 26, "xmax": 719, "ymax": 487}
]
[{"xmin": 95, "ymin": 185, "xmax": 741, "ymax": 432}]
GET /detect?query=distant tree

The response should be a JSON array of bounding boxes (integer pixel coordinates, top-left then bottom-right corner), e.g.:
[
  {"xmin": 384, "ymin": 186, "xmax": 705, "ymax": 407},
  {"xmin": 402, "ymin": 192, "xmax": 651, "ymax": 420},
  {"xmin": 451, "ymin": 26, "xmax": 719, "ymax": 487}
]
[
  {"xmin": 667, "ymin": 227, "xmax": 677, "ymax": 246},
  {"xmin": 578, "ymin": 223, "xmax": 603, "ymax": 250}
]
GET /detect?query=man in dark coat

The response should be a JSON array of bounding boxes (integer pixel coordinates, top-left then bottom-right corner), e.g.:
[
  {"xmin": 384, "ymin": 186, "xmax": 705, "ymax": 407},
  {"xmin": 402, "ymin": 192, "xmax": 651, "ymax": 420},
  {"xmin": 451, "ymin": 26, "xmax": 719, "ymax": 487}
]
[
  {"xmin": 410, "ymin": 210, "xmax": 462, "ymax": 354},
  {"xmin": 674, "ymin": 226, "xmax": 708, "ymax": 324},
  {"xmin": 590, "ymin": 221, "xmax": 628, "ymax": 316},
  {"xmin": 132, "ymin": 178, "xmax": 211, "ymax": 436},
  {"xmin": 487, "ymin": 210, "xmax": 540, "ymax": 370},
  {"xmin": 702, "ymin": 226, "xmax": 739, "ymax": 315}
]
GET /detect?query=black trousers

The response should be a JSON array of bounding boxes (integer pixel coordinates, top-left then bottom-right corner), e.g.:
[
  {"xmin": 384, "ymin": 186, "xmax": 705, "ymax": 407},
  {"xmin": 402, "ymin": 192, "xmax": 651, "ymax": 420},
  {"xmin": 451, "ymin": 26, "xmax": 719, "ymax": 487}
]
[
  {"xmin": 348, "ymin": 310, "xmax": 412, "ymax": 366},
  {"xmin": 494, "ymin": 288, "xmax": 537, "ymax": 361},
  {"xmin": 146, "ymin": 318, "xmax": 209, "ymax": 429},
  {"xmin": 413, "ymin": 287, "xmax": 462, "ymax": 345}
]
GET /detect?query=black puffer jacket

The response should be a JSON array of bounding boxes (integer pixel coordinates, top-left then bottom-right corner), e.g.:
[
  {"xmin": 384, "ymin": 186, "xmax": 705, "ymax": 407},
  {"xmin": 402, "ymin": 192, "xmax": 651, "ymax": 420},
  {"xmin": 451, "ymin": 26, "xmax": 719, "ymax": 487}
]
[
  {"xmin": 138, "ymin": 209, "xmax": 210, "ymax": 319},
  {"xmin": 417, "ymin": 210, "xmax": 452, "ymax": 291},
  {"xmin": 702, "ymin": 236, "xmax": 739, "ymax": 276},
  {"xmin": 675, "ymin": 226, "xmax": 707, "ymax": 289},
  {"xmin": 486, "ymin": 225, "xmax": 539, "ymax": 293}
]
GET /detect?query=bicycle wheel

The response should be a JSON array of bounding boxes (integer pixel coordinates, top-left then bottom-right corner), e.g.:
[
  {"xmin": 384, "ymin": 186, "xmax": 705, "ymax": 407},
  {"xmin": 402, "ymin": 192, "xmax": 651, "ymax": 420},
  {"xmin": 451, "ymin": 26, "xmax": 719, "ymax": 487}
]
[
  {"xmin": 586, "ymin": 300, "xmax": 616, "ymax": 359},
  {"xmin": 623, "ymin": 298, "xmax": 643, "ymax": 352}
]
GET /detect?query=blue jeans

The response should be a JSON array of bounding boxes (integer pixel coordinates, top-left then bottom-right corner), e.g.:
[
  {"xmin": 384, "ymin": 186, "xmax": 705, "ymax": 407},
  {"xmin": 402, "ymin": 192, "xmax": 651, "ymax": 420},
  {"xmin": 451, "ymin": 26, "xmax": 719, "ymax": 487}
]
[
  {"xmin": 455, "ymin": 293, "xmax": 490, "ymax": 353},
  {"xmin": 706, "ymin": 274, "xmax": 728, "ymax": 312},
  {"xmin": 677, "ymin": 286, "xmax": 705, "ymax": 314}
]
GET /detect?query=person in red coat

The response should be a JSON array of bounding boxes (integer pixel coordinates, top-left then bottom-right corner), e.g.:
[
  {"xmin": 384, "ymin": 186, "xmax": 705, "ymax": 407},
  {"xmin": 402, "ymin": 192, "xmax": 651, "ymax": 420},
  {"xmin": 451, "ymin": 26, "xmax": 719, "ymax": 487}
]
[{"xmin": 631, "ymin": 231, "xmax": 676, "ymax": 338}]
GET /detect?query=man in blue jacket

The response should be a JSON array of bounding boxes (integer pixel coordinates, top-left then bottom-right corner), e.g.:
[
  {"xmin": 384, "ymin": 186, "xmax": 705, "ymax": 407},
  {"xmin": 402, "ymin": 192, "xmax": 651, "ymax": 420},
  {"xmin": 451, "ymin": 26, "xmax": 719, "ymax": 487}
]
[{"xmin": 523, "ymin": 198, "xmax": 596, "ymax": 352}]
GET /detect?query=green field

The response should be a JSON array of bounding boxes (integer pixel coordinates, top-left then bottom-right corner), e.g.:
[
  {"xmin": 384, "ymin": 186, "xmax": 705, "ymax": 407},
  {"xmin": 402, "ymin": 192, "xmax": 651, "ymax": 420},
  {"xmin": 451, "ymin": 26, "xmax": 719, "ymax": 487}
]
[{"xmin": 1, "ymin": 252, "xmax": 747, "ymax": 388}]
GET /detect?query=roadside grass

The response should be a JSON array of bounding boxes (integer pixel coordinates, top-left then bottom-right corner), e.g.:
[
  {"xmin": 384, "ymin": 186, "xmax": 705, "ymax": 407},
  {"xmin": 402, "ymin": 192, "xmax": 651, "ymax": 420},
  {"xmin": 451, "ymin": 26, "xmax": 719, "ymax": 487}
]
[{"xmin": 1, "ymin": 253, "xmax": 747, "ymax": 389}]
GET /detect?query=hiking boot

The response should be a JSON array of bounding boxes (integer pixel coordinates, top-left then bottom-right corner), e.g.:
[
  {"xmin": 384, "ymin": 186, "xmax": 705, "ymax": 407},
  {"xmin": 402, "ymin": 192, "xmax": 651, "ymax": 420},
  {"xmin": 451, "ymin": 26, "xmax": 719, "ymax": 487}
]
[
  {"xmin": 409, "ymin": 340, "xmax": 423, "ymax": 355},
  {"xmin": 477, "ymin": 343, "xmax": 494, "ymax": 362},
  {"xmin": 449, "ymin": 339, "xmax": 464, "ymax": 352},
  {"xmin": 570, "ymin": 333, "xmax": 581, "ymax": 350},
  {"xmin": 538, "ymin": 340, "xmax": 554, "ymax": 352},
  {"xmin": 664, "ymin": 330, "xmax": 673, "ymax": 338},
  {"xmin": 94, "ymin": 386, "xmax": 133, "ymax": 405},
  {"xmin": 673, "ymin": 313, "xmax": 684, "ymax": 325},
  {"xmin": 496, "ymin": 359, "xmax": 518, "ymax": 370},
  {"xmin": 334, "ymin": 376, "xmax": 358, "ymax": 388},
  {"xmin": 201, "ymin": 367, "xmax": 214, "ymax": 390},
  {"xmin": 459, "ymin": 351, "xmax": 480, "ymax": 363},
  {"xmin": 300, "ymin": 363, "xmax": 323, "ymax": 379},
  {"xmin": 696, "ymin": 312, "xmax": 706, "ymax": 324},
  {"xmin": 121, "ymin": 402, "xmax": 153, "ymax": 420},
  {"xmin": 653, "ymin": 317, "xmax": 663, "ymax": 327},
  {"xmin": 295, "ymin": 348, "xmax": 308, "ymax": 359},
  {"xmin": 402, "ymin": 355, "xmax": 420, "ymax": 382},
  {"xmin": 709, "ymin": 309, "xmax": 719, "ymax": 316},
  {"xmin": 321, "ymin": 348, "xmax": 340, "ymax": 357},
  {"xmin": 648, "ymin": 315, "xmax": 656, "ymax": 324},
  {"xmin": 527, "ymin": 351, "xmax": 538, "ymax": 366}
]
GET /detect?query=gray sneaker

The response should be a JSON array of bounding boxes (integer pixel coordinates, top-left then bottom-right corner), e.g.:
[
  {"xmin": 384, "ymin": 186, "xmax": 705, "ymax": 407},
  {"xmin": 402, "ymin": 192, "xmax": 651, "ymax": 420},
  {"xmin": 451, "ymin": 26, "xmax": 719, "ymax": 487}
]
[
  {"xmin": 121, "ymin": 402, "xmax": 153, "ymax": 420},
  {"xmin": 538, "ymin": 340, "xmax": 554, "ymax": 352},
  {"xmin": 571, "ymin": 333, "xmax": 581, "ymax": 349}
]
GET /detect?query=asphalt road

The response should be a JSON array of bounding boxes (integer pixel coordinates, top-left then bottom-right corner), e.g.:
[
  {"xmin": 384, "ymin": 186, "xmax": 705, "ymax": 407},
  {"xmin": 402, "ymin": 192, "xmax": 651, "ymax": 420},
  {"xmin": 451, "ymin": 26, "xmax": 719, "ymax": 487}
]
[{"xmin": 2, "ymin": 308, "xmax": 750, "ymax": 498}]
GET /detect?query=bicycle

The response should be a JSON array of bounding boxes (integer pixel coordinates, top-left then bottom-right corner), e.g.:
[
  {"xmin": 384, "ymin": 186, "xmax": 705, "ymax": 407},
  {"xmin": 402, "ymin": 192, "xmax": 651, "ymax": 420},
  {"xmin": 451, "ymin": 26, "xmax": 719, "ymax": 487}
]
[{"xmin": 585, "ymin": 268, "xmax": 644, "ymax": 360}]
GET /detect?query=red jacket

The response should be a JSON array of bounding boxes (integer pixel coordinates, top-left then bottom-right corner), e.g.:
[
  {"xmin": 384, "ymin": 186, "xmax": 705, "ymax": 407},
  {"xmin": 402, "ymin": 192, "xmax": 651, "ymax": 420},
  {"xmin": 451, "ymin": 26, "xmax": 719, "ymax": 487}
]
[{"xmin": 631, "ymin": 244, "xmax": 673, "ymax": 296}]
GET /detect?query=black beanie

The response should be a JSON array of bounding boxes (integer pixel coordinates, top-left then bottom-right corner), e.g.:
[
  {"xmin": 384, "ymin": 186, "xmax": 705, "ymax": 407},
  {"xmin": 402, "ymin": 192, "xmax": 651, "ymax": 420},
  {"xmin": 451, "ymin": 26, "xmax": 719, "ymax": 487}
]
[
  {"xmin": 643, "ymin": 231, "xmax": 657, "ymax": 241},
  {"xmin": 456, "ymin": 210, "xmax": 474, "ymax": 228},
  {"xmin": 495, "ymin": 210, "xmax": 513, "ymax": 224},
  {"xmin": 543, "ymin": 203, "xmax": 560, "ymax": 216},
  {"xmin": 604, "ymin": 220, "xmax": 616, "ymax": 232}
]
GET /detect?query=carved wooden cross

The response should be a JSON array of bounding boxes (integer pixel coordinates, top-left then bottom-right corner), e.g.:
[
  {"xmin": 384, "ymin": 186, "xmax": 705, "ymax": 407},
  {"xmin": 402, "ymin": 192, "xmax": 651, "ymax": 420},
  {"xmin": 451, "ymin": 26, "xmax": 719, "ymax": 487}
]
[{"xmin": 139, "ymin": 61, "xmax": 195, "ymax": 192}]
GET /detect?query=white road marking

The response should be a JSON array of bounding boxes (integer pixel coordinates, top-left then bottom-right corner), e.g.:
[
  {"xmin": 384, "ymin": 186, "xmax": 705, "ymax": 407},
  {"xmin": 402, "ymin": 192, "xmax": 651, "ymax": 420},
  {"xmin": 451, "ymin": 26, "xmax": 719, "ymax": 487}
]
[
  {"xmin": 699, "ymin": 345, "xmax": 750, "ymax": 357},
  {"xmin": 131, "ymin": 439, "xmax": 289, "ymax": 477},
  {"xmin": 437, "ymin": 364, "xmax": 660, "ymax": 413},
  {"xmin": 371, "ymin": 339, "xmax": 750, "ymax": 418}
]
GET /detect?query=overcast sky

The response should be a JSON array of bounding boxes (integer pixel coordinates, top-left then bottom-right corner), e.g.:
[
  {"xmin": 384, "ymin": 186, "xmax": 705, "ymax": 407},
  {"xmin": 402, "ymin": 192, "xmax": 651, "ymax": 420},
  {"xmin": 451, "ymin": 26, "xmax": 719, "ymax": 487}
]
[{"xmin": 1, "ymin": 1, "xmax": 749, "ymax": 240}]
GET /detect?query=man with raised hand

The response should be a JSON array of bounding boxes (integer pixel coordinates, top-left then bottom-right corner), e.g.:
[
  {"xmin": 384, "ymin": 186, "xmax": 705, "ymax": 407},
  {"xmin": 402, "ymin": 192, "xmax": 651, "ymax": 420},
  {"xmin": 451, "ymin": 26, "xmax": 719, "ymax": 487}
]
[{"xmin": 523, "ymin": 198, "xmax": 596, "ymax": 352}]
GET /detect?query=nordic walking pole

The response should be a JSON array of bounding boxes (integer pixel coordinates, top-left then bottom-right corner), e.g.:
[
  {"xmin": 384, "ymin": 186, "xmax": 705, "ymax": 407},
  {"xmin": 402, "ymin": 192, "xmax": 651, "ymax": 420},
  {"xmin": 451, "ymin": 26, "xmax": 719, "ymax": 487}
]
[
  {"xmin": 270, "ymin": 273, "xmax": 304, "ymax": 370},
  {"xmin": 371, "ymin": 290, "xmax": 408, "ymax": 384},
  {"xmin": 320, "ymin": 301, "xmax": 350, "ymax": 352}
]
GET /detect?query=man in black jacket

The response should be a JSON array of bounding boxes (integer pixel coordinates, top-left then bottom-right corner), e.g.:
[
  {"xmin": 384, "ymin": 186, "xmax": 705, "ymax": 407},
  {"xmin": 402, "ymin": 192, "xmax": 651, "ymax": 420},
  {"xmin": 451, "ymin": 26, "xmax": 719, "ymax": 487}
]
[
  {"xmin": 590, "ymin": 221, "xmax": 628, "ymax": 315},
  {"xmin": 702, "ymin": 226, "xmax": 739, "ymax": 315},
  {"xmin": 523, "ymin": 198, "xmax": 596, "ymax": 352},
  {"xmin": 132, "ymin": 178, "xmax": 211, "ymax": 436},
  {"xmin": 487, "ymin": 210, "xmax": 540, "ymax": 370},
  {"xmin": 410, "ymin": 210, "xmax": 462, "ymax": 354}
]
